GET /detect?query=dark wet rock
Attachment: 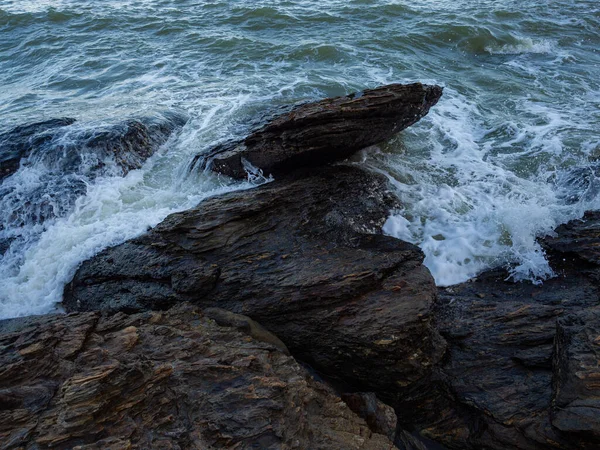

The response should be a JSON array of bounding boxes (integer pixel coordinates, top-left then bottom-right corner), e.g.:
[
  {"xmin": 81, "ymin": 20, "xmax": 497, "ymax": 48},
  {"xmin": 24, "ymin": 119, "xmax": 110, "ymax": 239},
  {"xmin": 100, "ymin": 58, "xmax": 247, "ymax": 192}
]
[
  {"xmin": 0, "ymin": 302, "xmax": 397, "ymax": 449},
  {"xmin": 553, "ymin": 307, "xmax": 600, "ymax": 440},
  {"xmin": 0, "ymin": 118, "xmax": 76, "ymax": 181},
  {"xmin": 541, "ymin": 210, "xmax": 600, "ymax": 267},
  {"xmin": 0, "ymin": 112, "xmax": 187, "ymax": 252},
  {"xmin": 65, "ymin": 165, "xmax": 445, "ymax": 400},
  {"xmin": 193, "ymin": 83, "xmax": 442, "ymax": 179},
  {"xmin": 342, "ymin": 392, "xmax": 398, "ymax": 441},
  {"xmin": 393, "ymin": 212, "xmax": 600, "ymax": 450},
  {"xmin": 0, "ymin": 113, "xmax": 186, "ymax": 183},
  {"xmin": 395, "ymin": 431, "xmax": 430, "ymax": 450}
]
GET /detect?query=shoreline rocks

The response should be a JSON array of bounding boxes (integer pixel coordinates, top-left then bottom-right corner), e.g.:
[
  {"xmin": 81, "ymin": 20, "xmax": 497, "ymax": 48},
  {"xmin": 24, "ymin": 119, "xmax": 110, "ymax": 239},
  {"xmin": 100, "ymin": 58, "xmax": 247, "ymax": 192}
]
[
  {"xmin": 402, "ymin": 213, "xmax": 600, "ymax": 450},
  {"xmin": 64, "ymin": 165, "xmax": 445, "ymax": 401},
  {"xmin": 5, "ymin": 83, "xmax": 600, "ymax": 449},
  {"xmin": 0, "ymin": 303, "xmax": 397, "ymax": 449}
]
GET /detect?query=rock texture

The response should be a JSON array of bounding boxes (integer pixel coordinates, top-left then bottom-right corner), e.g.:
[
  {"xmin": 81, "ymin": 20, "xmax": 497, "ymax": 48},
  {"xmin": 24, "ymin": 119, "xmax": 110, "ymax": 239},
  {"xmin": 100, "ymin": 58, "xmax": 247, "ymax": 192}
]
[
  {"xmin": 64, "ymin": 165, "xmax": 445, "ymax": 400},
  {"xmin": 342, "ymin": 392, "xmax": 398, "ymax": 441},
  {"xmin": 0, "ymin": 118, "xmax": 76, "ymax": 181},
  {"xmin": 0, "ymin": 303, "xmax": 397, "ymax": 449},
  {"xmin": 0, "ymin": 112, "xmax": 187, "ymax": 255},
  {"xmin": 193, "ymin": 83, "xmax": 442, "ymax": 179},
  {"xmin": 0, "ymin": 113, "xmax": 186, "ymax": 183},
  {"xmin": 397, "ymin": 213, "xmax": 600, "ymax": 450}
]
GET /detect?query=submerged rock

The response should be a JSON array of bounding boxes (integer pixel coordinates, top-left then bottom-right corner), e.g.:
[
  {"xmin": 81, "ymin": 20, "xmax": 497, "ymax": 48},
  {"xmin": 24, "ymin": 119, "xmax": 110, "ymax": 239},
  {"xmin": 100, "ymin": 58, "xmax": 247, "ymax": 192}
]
[
  {"xmin": 64, "ymin": 165, "xmax": 445, "ymax": 400},
  {"xmin": 0, "ymin": 118, "xmax": 76, "ymax": 181},
  {"xmin": 0, "ymin": 302, "xmax": 396, "ymax": 449},
  {"xmin": 0, "ymin": 113, "xmax": 186, "ymax": 183},
  {"xmin": 192, "ymin": 83, "xmax": 442, "ymax": 179},
  {"xmin": 0, "ymin": 112, "xmax": 187, "ymax": 254}
]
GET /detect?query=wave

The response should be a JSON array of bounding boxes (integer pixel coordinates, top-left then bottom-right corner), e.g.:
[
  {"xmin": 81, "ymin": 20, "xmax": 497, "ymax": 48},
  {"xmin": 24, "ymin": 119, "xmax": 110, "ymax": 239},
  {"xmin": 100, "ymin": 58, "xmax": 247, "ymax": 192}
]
[{"xmin": 485, "ymin": 38, "xmax": 555, "ymax": 55}]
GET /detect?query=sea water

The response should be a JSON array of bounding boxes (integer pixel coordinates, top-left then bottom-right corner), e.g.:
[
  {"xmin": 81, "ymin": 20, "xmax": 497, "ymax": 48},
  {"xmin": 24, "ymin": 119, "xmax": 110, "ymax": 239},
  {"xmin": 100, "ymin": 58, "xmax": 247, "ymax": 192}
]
[{"xmin": 0, "ymin": 0, "xmax": 599, "ymax": 317}]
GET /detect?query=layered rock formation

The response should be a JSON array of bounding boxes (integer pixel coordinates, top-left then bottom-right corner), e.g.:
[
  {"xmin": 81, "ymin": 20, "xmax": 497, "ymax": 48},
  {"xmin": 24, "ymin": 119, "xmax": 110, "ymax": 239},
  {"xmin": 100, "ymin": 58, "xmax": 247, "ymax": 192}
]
[
  {"xmin": 64, "ymin": 165, "xmax": 445, "ymax": 400},
  {"xmin": 404, "ymin": 213, "xmax": 600, "ymax": 450},
  {"xmin": 192, "ymin": 83, "xmax": 442, "ymax": 179},
  {"xmin": 0, "ymin": 303, "xmax": 396, "ymax": 449}
]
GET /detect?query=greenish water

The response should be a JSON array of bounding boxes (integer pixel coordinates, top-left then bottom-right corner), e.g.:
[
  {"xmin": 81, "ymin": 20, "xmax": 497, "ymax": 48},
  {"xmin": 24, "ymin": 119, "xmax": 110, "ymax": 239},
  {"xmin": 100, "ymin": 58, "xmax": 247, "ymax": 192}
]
[{"xmin": 0, "ymin": 0, "xmax": 599, "ymax": 317}]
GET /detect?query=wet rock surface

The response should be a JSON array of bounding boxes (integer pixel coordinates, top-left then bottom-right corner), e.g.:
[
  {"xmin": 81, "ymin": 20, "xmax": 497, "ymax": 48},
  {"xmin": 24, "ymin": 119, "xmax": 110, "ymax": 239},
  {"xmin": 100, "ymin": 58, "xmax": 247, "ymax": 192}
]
[
  {"xmin": 402, "ymin": 213, "xmax": 600, "ymax": 450},
  {"xmin": 0, "ymin": 112, "xmax": 187, "ymax": 255},
  {"xmin": 0, "ymin": 118, "xmax": 76, "ymax": 181},
  {"xmin": 0, "ymin": 303, "xmax": 396, "ymax": 449},
  {"xmin": 64, "ymin": 165, "xmax": 445, "ymax": 400},
  {"xmin": 193, "ymin": 83, "xmax": 442, "ymax": 179},
  {"xmin": 0, "ymin": 113, "xmax": 186, "ymax": 183}
]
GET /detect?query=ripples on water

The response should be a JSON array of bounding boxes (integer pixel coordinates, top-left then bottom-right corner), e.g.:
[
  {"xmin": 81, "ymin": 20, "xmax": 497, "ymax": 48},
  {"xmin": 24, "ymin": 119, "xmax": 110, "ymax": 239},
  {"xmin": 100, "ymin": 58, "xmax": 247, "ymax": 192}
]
[{"xmin": 0, "ymin": 0, "xmax": 599, "ymax": 317}]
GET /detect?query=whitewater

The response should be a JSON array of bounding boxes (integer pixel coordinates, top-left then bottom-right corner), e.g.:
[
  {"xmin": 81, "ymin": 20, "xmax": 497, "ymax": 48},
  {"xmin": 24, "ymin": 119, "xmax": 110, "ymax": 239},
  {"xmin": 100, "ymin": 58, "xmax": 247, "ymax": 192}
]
[{"xmin": 0, "ymin": 0, "xmax": 599, "ymax": 318}]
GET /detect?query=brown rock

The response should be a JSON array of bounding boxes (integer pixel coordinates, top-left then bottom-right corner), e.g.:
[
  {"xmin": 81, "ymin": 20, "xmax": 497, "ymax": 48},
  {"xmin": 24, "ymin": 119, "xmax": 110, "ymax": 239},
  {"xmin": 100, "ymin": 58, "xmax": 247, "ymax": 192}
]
[
  {"xmin": 64, "ymin": 165, "xmax": 444, "ymax": 399},
  {"xmin": 0, "ymin": 303, "xmax": 397, "ymax": 449},
  {"xmin": 193, "ymin": 83, "xmax": 442, "ymax": 179}
]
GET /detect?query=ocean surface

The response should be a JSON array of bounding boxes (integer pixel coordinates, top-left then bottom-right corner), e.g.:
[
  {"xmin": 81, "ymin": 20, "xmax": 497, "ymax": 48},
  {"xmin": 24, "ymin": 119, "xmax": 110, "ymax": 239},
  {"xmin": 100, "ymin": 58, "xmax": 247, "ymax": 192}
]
[{"xmin": 0, "ymin": 0, "xmax": 599, "ymax": 319}]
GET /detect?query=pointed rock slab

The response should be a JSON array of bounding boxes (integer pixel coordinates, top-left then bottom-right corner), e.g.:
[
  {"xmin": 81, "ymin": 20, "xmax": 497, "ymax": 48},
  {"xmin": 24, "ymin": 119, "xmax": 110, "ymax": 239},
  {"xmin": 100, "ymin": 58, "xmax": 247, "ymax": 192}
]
[
  {"xmin": 194, "ymin": 83, "xmax": 442, "ymax": 179},
  {"xmin": 64, "ymin": 165, "xmax": 445, "ymax": 397},
  {"xmin": 0, "ymin": 303, "xmax": 397, "ymax": 449}
]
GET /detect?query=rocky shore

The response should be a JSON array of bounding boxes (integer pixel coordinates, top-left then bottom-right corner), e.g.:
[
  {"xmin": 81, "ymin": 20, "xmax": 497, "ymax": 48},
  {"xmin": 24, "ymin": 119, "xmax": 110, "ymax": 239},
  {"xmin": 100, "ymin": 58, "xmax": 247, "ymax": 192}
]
[{"xmin": 1, "ymin": 83, "xmax": 599, "ymax": 449}]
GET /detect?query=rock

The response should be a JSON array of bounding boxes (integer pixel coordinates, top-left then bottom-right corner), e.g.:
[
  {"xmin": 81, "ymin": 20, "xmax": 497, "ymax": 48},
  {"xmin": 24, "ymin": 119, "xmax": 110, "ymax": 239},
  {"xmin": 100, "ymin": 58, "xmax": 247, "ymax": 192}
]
[
  {"xmin": 192, "ymin": 83, "xmax": 442, "ymax": 179},
  {"xmin": 541, "ymin": 210, "xmax": 600, "ymax": 267},
  {"xmin": 393, "ymin": 212, "xmax": 600, "ymax": 450},
  {"xmin": 395, "ymin": 431, "xmax": 430, "ymax": 450},
  {"xmin": 0, "ymin": 302, "xmax": 397, "ymax": 449},
  {"xmin": 204, "ymin": 307, "xmax": 290, "ymax": 355},
  {"xmin": 0, "ymin": 118, "xmax": 76, "ymax": 181},
  {"xmin": 553, "ymin": 307, "xmax": 600, "ymax": 441},
  {"xmin": 0, "ymin": 112, "xmax": 187, "ymax": 254},
  {"xmin": 342, "ymin": 392, "xmax": 398, "ymax": 441},
  {"xmin": 64, "ymin": 165, "xmax": 445, "ymax": 399},
  {"xmin": 0, "ymin": 112, "xmax": 186, "ymax": 182}
]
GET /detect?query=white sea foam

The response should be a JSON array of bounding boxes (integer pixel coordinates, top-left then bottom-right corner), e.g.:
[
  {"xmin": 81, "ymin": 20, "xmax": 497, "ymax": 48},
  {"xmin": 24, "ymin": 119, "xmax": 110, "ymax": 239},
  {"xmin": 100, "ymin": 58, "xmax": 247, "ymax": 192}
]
[
  {"xmin": 485, "ymin": 38, "xmax": 555, "ymax": 55},
  {"xmin": 377, "ymin": 86, "xmax": 599, "ymax": 286},
  {"xmin": 0, "ymin": 113, "xmax": 260, "ymax": 319}
]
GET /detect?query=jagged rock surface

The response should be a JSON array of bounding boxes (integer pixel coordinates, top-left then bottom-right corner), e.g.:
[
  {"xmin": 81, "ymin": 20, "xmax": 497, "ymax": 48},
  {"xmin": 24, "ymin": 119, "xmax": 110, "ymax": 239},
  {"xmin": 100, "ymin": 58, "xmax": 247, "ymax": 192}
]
[
  {"xmin": 193, "ymin": 83, "xmax": 442, "ymax": 179},
  {"xmin": 64, "ymin": 165, "xmax": 445, "ymax": 400},
  {"xmin": 399, "ymin": 212, "xmax": 600, "ymax": 450},
  {"xmin": 0, "ymin": 303, "xmax": 397, "ymax": 450}
]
